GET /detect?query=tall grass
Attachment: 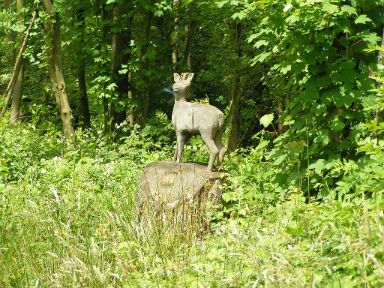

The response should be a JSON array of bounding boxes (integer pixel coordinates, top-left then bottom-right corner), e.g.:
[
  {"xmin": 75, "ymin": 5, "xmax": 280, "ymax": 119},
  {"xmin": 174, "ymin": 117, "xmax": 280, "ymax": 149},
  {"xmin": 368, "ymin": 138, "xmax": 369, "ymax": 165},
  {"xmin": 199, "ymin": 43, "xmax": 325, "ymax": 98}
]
[{"xmin": 1, "ymin": 121, "xmax": 384, "ymax": 287}]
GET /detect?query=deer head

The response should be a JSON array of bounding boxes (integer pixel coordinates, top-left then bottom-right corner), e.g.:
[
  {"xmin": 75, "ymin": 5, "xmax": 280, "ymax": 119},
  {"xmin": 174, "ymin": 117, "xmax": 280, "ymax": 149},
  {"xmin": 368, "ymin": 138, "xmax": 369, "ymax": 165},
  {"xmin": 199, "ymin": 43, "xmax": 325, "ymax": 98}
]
[{"xmin": 172, "ymin": 73, "xmax": 194, "ymax": 100}]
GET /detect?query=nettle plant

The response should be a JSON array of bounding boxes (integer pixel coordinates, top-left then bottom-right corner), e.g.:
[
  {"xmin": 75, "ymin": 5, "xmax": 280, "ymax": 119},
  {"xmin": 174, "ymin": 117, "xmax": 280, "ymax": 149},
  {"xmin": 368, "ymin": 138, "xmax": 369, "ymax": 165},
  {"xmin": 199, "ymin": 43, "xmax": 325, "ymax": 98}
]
[{"xmin": 246, "ymin": 0, "xmax": 384, "ymax": 197}]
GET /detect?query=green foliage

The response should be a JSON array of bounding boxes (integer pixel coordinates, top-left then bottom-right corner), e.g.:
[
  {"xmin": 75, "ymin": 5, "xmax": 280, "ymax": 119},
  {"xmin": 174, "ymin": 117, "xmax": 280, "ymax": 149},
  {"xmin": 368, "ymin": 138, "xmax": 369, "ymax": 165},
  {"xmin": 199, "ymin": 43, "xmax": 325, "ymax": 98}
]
[
  {"xmin": 1, "ymin": 120, "xmax": 384, "ymax": 286},
  {"xmin": 1, "ymin": 0, "xmax": 384, "ymax": 285},
  {"xmin": 238, "ymin": 0, "xmax": 383, "ymax": 198},
  {"xmin": 259, "ymin": 113, "xmax": 274, "ymax": 128}
]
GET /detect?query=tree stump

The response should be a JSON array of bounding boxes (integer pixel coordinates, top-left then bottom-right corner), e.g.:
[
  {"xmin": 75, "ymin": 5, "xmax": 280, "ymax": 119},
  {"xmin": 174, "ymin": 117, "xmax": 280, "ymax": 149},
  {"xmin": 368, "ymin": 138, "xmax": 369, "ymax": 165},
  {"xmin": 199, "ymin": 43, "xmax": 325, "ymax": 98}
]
[{"xmin": 136, "ymin": 162, "xmax": 226, "ymax": 231}]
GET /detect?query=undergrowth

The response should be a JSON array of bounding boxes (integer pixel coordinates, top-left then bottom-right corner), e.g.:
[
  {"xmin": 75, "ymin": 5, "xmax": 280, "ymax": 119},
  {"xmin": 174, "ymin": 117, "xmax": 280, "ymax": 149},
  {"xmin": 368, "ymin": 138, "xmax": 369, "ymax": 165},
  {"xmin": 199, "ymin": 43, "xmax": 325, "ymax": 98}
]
[{"xmin": 0, "ymin": 116, "xmax": 384, "ymax": 287}]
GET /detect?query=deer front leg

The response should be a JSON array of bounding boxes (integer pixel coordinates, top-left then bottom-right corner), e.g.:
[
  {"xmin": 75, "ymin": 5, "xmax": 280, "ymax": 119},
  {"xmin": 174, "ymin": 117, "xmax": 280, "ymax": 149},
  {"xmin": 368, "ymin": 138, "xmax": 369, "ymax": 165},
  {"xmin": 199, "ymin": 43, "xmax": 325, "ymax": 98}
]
[
  {"xmin": 173, "ymin": 143, "xmax": 178, "ymax": 161},
  {"xmin": 176, "ymin": 133, "xmax": 187, "ymax": 163},
  {"xmin": 202, "ymin": 135, "xmax": 219, "ymax": 171}
]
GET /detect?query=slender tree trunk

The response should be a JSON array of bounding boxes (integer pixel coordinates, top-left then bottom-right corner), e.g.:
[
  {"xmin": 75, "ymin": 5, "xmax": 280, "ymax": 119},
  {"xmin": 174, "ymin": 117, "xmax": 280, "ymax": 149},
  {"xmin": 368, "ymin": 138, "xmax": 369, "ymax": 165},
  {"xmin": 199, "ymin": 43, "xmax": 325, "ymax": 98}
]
[
  {"xmin": 227, "ymin": 76, "xmax": 241, "ymax": 152},
  {"xmin": 184, "ymin": 20, "xmax": 196, "ymax": 70},
  {"xmin": 171, "ymin": 0, "xmax": 179, "ymax": 70},
  {"xmin": 3, "ymin": 0, "xmax": 14, "ymax": 101},
  {"xmin": 4, "ymin": 0, "xmax": 14, "ymax": 63},
  {"xmin": 110, "ymin": 4, "xmax": 129, "ymax": 129},
  {"xmin": 142, "ymin": 13, "xmax": 152, "ymax": 124},
  {"xmin": 127, "ymin": 72, "xmax": 134, "ymax": 127},
  {"xmin": 76, "ymin": 8, "xmax": 90, "ymax": 128},
  {"xmin": 1, "ymin": 0, "xmax": 40, "ymax": 117},
  {"xmin": 9, "ymin": 62, "xmax": 23, "ymax": 125},
  {"xmin": 101, "ymin": 3, "xmax": 110, "ymax": 133},
  {"xmin": 376, "ymin": 11, "xmax": 384, "ymax": 127},
  {"xmin": 227, "ymin": 23, "xmax": 242, "ymax": 152},
  {"xmin": 78, "ymin": 66, "xmax": 90, "ymax": 128},
  {"xmin": 9, "ymin": 0, "xmax": 25, "ymax": 126},
  {"xmin": 277, "ymin": 101, "xmax": 284, "ymax": 135},
  {"xmin": 42, "ymin": 0, "xmax": 74, "ymax": 139}
]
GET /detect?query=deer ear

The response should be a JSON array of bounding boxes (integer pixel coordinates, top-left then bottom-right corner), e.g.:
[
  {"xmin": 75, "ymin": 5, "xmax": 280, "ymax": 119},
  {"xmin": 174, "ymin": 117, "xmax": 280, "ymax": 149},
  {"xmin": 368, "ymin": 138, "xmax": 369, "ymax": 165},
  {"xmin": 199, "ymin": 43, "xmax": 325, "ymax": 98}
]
[
  {"xmin": 174, "ymin": 73, "xmax": 181, "ymax": 82},
  {"xmin": 186, "ymin": 73, "xmax": 194, "ymax": 82}
]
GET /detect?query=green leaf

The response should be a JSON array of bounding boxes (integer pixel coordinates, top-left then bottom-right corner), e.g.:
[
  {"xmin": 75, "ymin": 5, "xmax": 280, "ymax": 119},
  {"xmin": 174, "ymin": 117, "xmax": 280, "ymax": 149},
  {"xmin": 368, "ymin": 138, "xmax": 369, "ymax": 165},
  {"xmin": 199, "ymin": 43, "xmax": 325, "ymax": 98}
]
[
  {"xmin": 216, "ymin": 1, "xmax": 228, "ymax": 8},
  {"xmin": 281, "ymin": 65, "xmax": 291, "ymax": 75},
  {"xmin": 222, "ymin": 193, "xmax": 232, "ymax": 203},
  {"xmin": 355, "ymin": 14, "xmax": 371, "ymax": 24},
  {"xmin": 361, "ymin": 33, "xmax": 381, "ymax": 45},
  {"xmin": 309, "ymin": 159, "xmax": 332, "ymax": 173},
  {"xmin": 254, "ymin": 52, "xmax": 271, "ymax": 63},
  {"xmin": 331, "ymin": 119, "xmax": 345, "ymax": 132},
  {"xmin": 181, "ymin": 0, "xmax": 193, "ymax": 7},
  {"xmin": 253, "ymin": 39, "xmax": 269, "ymax": 48},
  {"xmin": 232, "ymin": 12, "xmax": 246, "ymax": 21},
  {"xmin": 106, "ymin": 83, "xmax": 117, "ymax": 91},
  {"xmin": 314, "ymin": 130, "xmax": 330, "ymax": 147},
  {"xmin": 341, "ymin": 5, "xmax": 357, "ymax": 16},
  {"xmin": 248, "ymin": 34, "xmax": 258, "ymax": 43},
  {"xmin": 322, "ymin": 1, "xmax": 338, "ymax": 14},
  {"xmin": 118, "ymin": 69, "xmax": 128, "ymax": 75},
  {"xmin": 260, "ymin": 114, "xmax": 274, "ymax": 128},
  {"xmin": 286, "ymin": 14, "xmax": 300, "ymax": 24},
  {"xmin": 274, "ymin": 154, "xmax": 288, "ymax": 166}
]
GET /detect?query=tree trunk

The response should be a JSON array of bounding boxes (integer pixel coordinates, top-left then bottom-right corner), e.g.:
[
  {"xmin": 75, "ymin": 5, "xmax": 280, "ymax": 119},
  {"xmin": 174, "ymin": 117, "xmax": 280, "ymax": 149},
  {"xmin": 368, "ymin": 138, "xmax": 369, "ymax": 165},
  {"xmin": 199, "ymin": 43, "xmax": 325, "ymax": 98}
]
[
  {"xmin": 184, "ymin": 20, "xmax": 196, "ymax": 70},
  {"xmin": 9, "ymin": 0, "xmax": 25, "ymax": 126},
  {"xmin": 171, "ymin": 0, "xmax": 180, "ymax": 70},
  {"xmin": 142, "ymin": 13, "xmax": 152, "ymax": 124},
  {"xmin": 110, "ymin": 4, "xmax": 129, "ymax": 129},
  {"xmin": 9, "ymin": 62, "xmax": 23, "ymax": 126},
  {"xmin": 78, "ymin": 66, "xmax": 90, "ymax": 128},
  {"xmin": 127, "ymin": 72, "xmax": 134, "ymax": 128},
  {"xmin": 227, "ymin": 23, "xmax": 242, "ymax": 152},
  {"xmin": 42, "ymin": 0, "xmax": 74, "ymax": 139},
  {"xmin": 277, "ymin": 101, "xmax": 284, "ymax": 135},
  {"xmin": 376, "ymin": 11, "xmax": 384, "ymax": 127},
  {"xmin": 101, "ymin": 3, "xmax": 110, "ymax": 133},
  {"xmin": 1, "ymin": 0, "xmax": 40, "ymax": 117},
  {"xmin": 4, "ymin": 0, "xmax": 14, "ymax": 63},
  {"xmin": 76, "ymin": 8, "xmax": 91, "ymax": 128},
  {"xmin": 227, "ymin": 76, "xmax": 241, "ymax": 152}
]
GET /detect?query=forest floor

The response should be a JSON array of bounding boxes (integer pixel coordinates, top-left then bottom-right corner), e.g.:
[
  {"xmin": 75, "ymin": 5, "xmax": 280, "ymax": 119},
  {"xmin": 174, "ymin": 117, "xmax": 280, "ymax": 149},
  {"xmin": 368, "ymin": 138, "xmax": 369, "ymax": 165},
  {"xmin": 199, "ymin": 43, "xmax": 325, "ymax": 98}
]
[{"xmin": 1, "ymin": 122, "xmax": 383, "ymax": 287}]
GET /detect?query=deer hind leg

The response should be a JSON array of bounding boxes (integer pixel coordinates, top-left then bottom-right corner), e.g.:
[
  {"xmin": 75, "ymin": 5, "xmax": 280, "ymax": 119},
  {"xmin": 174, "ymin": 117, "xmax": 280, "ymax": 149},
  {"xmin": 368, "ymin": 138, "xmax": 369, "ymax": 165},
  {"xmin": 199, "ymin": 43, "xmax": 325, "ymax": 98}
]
[
  {"xmin": 215, "ymin": 129, "xmax": 227, "ymax": 166},
  {"xmin": 215, "ymin": 138, "xmax": 227, "ymax": 166},
  {"xmin": 201, "ymin": 135, "xmax": 219, "ymax": 171}
]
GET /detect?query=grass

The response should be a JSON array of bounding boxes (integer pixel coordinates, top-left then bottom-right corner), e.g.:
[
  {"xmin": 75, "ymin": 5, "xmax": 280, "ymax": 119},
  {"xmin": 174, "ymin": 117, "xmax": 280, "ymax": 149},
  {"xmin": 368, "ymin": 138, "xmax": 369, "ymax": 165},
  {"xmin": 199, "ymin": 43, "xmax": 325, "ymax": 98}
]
[{"xmin": 1, "ymin": 121, "xmax": 384, "ymax": 287}]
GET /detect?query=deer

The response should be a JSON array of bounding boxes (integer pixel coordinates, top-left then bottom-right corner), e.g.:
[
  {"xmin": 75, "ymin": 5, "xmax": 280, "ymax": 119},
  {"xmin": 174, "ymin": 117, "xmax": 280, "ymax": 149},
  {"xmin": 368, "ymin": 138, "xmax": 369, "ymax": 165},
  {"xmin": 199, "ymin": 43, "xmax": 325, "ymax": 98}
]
[{"xmin": 171, "ymin": 72, "xmax": 227, "ymax": 171}]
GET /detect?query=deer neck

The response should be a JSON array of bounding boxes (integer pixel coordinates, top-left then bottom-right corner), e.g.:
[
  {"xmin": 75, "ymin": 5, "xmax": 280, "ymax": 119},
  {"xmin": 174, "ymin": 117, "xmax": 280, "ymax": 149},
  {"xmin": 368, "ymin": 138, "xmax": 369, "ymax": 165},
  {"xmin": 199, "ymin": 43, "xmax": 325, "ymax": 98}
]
[
  {"xmin": 175, "ymin": 90, "xmax": 188, "ymax": 103},
  {"xmin": 173, "ymin": 92, "xmax": 189, "ymax": 117}
]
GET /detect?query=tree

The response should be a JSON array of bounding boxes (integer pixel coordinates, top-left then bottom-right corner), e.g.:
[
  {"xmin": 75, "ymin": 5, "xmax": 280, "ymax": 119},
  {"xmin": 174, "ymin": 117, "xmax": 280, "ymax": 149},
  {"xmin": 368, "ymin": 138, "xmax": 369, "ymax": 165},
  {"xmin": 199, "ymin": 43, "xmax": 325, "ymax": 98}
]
[
  {"xmin": 8, "ymin": 0, "xmax": 25, "ymax": 127},
  {"xmin": 74, "ymin": 6, "xmax": 91, "ymax": 128},
  {"xmin": 109, "ymin": 2, "xmax": 130, "ymax": 130},
  {"xmin": 227, "ymin": 22, "xmax": 243, "ymax": 152},
  {"xmin": 42, "ymin": 0, "xmax": 74, "ymax": 139},
  {"xmin": 1, "ymin": 0, "xmax": 40, "ymax": 119}
]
